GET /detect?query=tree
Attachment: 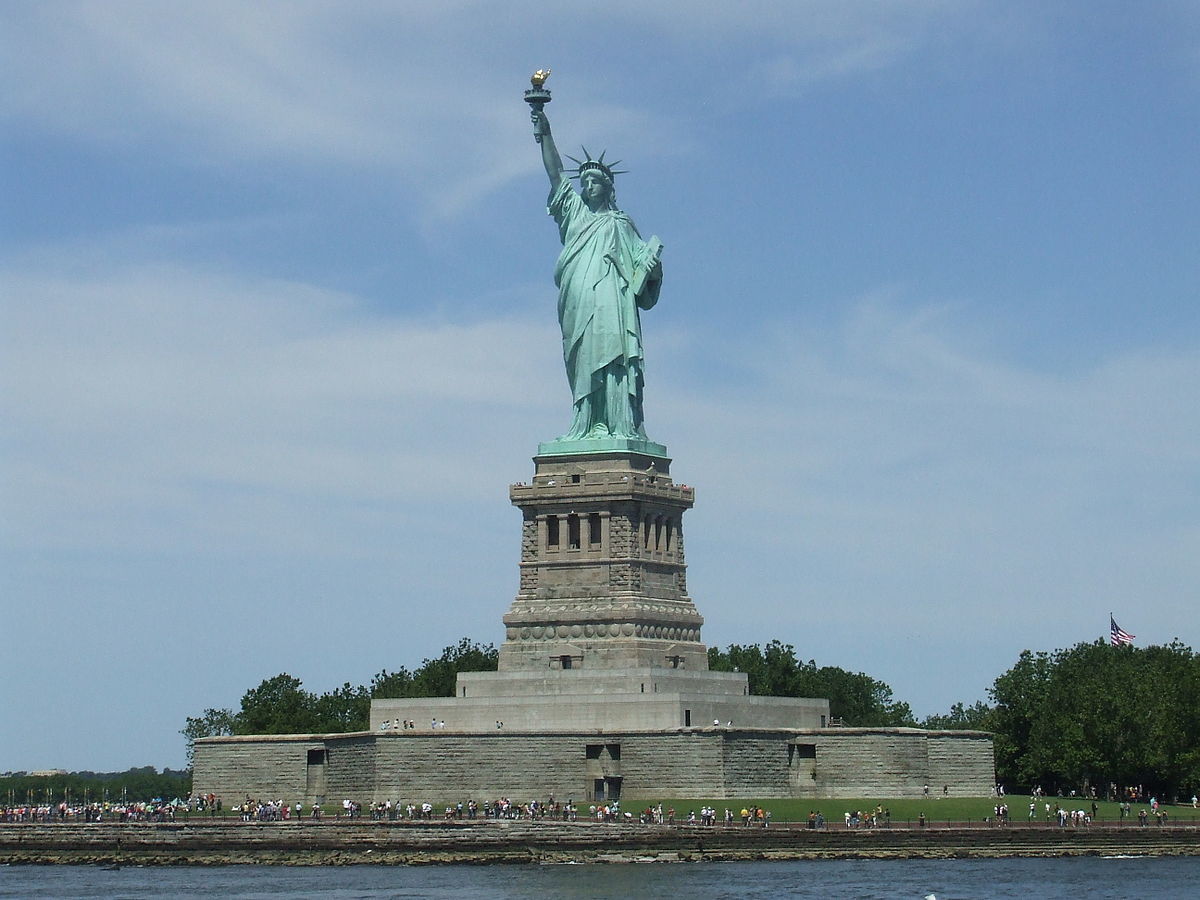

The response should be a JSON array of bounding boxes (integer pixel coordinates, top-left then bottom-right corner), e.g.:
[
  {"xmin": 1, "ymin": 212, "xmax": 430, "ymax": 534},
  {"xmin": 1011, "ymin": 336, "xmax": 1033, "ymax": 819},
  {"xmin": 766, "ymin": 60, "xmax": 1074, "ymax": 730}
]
[
  {"xmin": 181, "ymin": 708, "xmax": 235, "ymax": 766},
  {"xmin": 988, "ymin": 640, "xmax": 1200, "ymax": 797},
  {"xmin": 0, "ymin": 767, "xmax": 192, "ymax": 804},
  {"xmin": 183, "ymin": 637, "xmax": 501, "ymax": 766},
  {"xmin": 988, "ymin": 648, "xmax": 1053, "ymax": 787},
  {"xmin": 371, "ymin": 638, "xmax": 498, "ymax": 699},
  {"xmin": 920, "ymin": 701, "xmax": 993, "ymax": 731},
  {"xmin": 707, "ymin": 641, "xmax": 915, "ymax": 726},
  {"xmin": 235, "ymin": 673, "xmax": 319, "ymax": 735},
  {"xmin": 311, "ymin": 682, "xmax": 370, "ymax": 733},
  {"xmin": 369, "ymin": 665, "xmax": 414, "ymax": 699}
]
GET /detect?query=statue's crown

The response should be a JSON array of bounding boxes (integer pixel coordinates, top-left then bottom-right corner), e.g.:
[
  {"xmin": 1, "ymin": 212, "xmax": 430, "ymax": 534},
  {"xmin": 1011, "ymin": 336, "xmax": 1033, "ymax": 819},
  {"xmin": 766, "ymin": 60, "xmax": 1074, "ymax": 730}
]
[{"xmin": 566, "ymin": 147, "xmax": 627, "ymax": 183}]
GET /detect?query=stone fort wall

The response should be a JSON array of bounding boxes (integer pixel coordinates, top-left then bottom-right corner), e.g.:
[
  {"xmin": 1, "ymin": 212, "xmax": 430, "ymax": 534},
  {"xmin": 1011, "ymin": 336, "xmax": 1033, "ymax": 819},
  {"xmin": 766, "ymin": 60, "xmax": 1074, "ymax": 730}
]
[{"xmin": 193, "ymin": 728, "xmax": 994, "ymax": 803}]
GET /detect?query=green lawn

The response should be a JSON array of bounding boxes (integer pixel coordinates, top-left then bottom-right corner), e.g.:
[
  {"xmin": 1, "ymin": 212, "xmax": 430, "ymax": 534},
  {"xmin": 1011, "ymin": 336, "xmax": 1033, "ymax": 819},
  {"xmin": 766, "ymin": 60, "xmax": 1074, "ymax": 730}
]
[
  {"xmin": 623, "ymin": 796, "xmax": 1200, "ymax": 825},
  {"xmin": 176, "ymin": 796, "xmax": 1200, "ymax": 825}
]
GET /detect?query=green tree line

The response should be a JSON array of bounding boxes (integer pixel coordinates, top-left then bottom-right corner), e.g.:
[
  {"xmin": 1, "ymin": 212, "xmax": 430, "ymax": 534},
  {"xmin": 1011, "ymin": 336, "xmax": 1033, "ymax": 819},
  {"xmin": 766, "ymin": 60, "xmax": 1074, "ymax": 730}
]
[
  {"xmin": 707, "ymin": 641, "xmax": 916, "ymax": 726},
  {"xmin": 182, "ymin": 638, "xmax": 498, "ymax": 762},
  {"xmin": 983, "ymin": 640, "xmax": 1200, "ymax": 797},
  {"xmin": 0, "ymin": 767, "xmax": 191, "ymax": 805},
  {"xmin": 712, "ymin": 638, "xmax": 1200, "ymax": 796}
]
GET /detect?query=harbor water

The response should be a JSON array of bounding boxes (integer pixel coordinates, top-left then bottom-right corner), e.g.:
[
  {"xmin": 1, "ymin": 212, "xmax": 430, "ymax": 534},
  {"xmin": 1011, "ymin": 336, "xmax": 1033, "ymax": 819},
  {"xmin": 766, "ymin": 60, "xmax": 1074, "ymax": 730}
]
[{"xmin": 2, "ymin": 856, "xmax": 1198, "ymax": 899}]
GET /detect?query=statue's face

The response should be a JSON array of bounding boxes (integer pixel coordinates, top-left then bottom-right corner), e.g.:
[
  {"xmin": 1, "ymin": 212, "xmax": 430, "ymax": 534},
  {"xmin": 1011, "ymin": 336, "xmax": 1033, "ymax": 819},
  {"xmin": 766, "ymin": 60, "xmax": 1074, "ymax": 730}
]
[{"xmin": 581, "ymin": 171, "xmax": 612, "ymax": 207}]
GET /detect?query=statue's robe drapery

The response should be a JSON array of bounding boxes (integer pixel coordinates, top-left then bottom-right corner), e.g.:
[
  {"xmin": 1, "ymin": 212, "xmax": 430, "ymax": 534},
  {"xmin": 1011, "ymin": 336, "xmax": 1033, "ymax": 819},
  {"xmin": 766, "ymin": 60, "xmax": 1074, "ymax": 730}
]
[{"xmin": 548, "ymin": 174, "xmax": 660, "ymax": 440}]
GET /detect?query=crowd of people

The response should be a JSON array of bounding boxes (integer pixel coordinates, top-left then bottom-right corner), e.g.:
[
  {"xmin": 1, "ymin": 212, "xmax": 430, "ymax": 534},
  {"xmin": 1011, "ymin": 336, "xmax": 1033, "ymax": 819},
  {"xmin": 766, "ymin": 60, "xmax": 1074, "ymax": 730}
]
[
  {"xmin": 842, "ymin": 806, "xmax": 890, "ymax": 828},
  {"xmin": 0, "ymin": 793, "xmax": 230, "ymax": 824},
  {"xmin": 182, "ymin": 796, "xmax": 785, "ymax": 827},
  {"xmin": 5, "ymin": 788, "xmax": 1195, "ymax": 829},
  {"xmin": 0, "ymin": 800, "xmax": 189, "ymax": 823}
]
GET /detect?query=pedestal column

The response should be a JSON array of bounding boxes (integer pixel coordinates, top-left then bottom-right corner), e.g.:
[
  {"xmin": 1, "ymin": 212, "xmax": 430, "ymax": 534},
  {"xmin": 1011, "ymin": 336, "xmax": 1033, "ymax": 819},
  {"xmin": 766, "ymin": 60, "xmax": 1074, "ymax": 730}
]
[{"xmin": 501, "ymin": 449, "xmax": 707, "ymax": 671}]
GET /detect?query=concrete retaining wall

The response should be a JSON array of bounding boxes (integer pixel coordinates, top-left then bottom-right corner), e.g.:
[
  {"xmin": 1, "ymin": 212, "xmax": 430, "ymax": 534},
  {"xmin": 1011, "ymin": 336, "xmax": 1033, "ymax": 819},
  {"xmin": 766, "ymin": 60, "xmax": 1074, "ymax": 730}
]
[
  {"xmin": 5, "ymin": 820, "xmax": 1197, "ymax": 865},
  {"xmin": 194, "ymin": 727, "xmax": 994, "ymax": 804},
  {"xmin": 805, "ymin": 729, "xmax": 995, "ymax": 799},
  {"xmin": 928, "ymin": 731, "xmax": 996, "ymax": 795},
  {"xmin": 192, "ymin": 736, "xmax": 316, "ymax": 804}
]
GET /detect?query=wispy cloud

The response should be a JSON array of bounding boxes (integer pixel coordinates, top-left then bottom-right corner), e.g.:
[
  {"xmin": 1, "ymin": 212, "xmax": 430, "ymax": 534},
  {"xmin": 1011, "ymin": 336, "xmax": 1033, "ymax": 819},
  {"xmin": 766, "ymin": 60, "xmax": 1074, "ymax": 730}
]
[
  {"xmin": 1, "ymin": 256, "xmax": 560, "ymax": 557},
  {"xmin": 1, "ymin": 1, "xmax": 982, "ymax": 218},
  {"xmin": 6, "ymin": 251, "xmax": 1195, "ymax": 633}
]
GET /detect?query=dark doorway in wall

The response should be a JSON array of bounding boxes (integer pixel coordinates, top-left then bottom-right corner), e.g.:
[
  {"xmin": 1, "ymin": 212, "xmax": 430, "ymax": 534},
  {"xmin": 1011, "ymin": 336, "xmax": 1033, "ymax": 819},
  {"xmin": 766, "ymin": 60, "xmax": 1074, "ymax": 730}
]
[{"xmin": 305, "ymin": 748, "xmax": 327, "ymax": 803}]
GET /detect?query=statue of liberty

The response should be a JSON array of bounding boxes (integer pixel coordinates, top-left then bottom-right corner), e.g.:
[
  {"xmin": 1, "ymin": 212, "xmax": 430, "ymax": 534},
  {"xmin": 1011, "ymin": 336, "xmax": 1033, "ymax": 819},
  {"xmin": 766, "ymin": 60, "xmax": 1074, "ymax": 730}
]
[{"xmin": 528, "ymin": 79, "xmax": 663, "ymax": 445}]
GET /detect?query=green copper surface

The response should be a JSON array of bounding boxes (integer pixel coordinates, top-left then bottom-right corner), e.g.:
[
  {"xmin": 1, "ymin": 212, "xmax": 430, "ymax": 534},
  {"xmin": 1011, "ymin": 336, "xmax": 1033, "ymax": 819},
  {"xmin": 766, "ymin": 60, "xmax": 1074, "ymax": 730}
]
[
  {"xmin": 530, "ymin": 90, "xmax": 664, "ymax": 445},
  {"xmin": 537, "ymin": 436, "xmax": 668, "ymax": 458}
]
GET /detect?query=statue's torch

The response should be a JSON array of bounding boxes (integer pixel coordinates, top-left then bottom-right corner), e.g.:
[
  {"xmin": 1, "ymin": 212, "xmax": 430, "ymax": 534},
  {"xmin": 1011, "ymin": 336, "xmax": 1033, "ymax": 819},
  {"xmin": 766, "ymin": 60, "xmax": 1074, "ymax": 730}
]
[{"xmin": 524, "ymin": 69, "xmax": 552, "ymax": 143}]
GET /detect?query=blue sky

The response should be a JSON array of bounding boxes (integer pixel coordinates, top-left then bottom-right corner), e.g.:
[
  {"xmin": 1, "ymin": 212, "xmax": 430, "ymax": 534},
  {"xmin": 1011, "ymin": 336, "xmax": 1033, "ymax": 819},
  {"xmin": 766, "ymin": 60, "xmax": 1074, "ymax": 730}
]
[{"xmin": 2, "ymin": 1, "xmax": 1197, "ymax": 772}]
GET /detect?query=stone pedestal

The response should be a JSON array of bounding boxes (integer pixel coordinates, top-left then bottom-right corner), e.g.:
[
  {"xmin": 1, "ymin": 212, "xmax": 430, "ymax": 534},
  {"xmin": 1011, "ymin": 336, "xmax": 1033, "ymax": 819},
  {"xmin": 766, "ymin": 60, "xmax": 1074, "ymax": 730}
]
[
  {"xmin": 500, "ymin": 449, "xmax": 708, "ymax": 672},
  {"xmin": 193, "ymin": 440, "xmax": 999, "ymax": 805}
]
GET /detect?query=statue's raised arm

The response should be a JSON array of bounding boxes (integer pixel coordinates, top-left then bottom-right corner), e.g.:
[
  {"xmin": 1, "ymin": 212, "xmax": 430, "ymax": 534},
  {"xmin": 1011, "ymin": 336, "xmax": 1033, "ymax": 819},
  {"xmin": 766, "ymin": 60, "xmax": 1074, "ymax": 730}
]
[
  {"xmin": 524, "ymin": 73, "xmax": 665, "ymax": 451},
  {"xmin": 532, "ymin": 109, "xmax": 564, "ymax": 187}
]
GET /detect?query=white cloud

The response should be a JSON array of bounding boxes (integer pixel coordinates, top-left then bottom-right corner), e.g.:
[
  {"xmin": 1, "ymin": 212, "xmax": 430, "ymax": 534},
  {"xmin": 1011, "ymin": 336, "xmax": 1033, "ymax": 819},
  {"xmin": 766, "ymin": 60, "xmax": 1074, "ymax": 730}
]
[
  {"xmin": 1, "ymin": 257, "xmax": 561, "ymax": 557},
  {"xmin": 6, "ymin": 254, "xmax": 1194, "ymax": 643},
  {"xmin": 655, "ymin": 298, "xmax": 1200, "ymax": 697},
  {"xmin": 1, "ymin": 1, "xmax": 984, "ymax": 216}
]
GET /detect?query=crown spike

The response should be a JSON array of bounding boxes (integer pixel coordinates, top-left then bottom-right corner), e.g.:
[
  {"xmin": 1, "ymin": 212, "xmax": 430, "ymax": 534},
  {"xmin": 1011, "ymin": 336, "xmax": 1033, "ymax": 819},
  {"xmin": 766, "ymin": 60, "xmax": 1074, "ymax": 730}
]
[{"xmin": 567, "ymin": 146, "xmax": 628, "ymax": 184}]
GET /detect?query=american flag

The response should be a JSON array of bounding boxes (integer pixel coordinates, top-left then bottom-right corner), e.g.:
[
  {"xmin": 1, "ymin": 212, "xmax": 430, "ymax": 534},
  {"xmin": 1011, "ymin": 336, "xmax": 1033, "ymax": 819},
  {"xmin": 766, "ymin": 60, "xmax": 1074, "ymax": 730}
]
[{"xmin": 1110, "ymin": 614, "xmax": 1135, "ymax": 647}]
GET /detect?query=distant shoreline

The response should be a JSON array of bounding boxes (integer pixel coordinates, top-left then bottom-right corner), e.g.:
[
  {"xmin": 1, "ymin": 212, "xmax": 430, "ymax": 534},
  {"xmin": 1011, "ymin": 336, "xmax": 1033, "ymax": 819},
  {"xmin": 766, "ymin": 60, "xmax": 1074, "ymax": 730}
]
[{"xmin": 2, "ymin": 820, "xmax": 1198, "ymax": 865}]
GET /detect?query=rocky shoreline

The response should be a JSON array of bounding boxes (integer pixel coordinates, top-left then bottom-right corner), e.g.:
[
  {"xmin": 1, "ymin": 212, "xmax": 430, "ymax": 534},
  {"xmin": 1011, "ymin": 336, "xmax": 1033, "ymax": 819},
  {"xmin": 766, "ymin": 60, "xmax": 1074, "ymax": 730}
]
[{"xmin": 2, "ymin": 820, "xmax": 1197, "ymax": 866}]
